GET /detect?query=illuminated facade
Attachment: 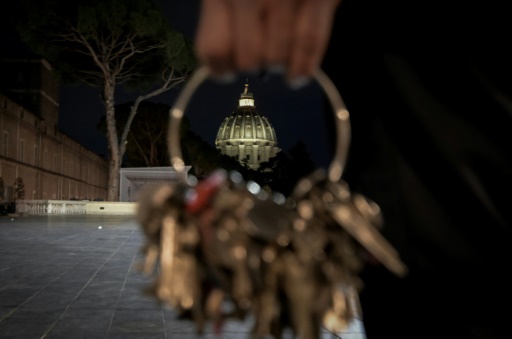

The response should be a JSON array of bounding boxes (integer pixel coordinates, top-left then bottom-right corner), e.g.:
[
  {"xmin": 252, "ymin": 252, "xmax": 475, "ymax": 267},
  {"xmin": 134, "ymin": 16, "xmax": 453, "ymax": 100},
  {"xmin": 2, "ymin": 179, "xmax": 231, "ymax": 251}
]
[
  {"xmin": 0, "ymin": 56, "xmax": 108, "ymax": 202},
  {"xmin": 215, "ymin": 83, "xmax": 280, "ymax": 170}
]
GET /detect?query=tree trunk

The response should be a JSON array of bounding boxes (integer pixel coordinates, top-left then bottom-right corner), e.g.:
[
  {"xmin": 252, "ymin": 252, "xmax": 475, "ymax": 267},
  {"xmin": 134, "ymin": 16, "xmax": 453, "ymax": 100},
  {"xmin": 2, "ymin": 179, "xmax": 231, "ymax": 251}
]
[
  {"xmin": 108, "ymin": 157, "xmax": 120, "ymax": 201},
  {"xmin": 105, "ymin": 78, "xmax": 120, "ymax": 201}
]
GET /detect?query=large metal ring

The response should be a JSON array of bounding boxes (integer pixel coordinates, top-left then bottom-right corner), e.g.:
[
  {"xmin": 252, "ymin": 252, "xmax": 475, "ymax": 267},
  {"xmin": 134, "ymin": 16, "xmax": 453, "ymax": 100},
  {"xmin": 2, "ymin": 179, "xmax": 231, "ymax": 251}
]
[{"xmin": 168, "ymin": 66, "xmax": 351, "ymax": 183}]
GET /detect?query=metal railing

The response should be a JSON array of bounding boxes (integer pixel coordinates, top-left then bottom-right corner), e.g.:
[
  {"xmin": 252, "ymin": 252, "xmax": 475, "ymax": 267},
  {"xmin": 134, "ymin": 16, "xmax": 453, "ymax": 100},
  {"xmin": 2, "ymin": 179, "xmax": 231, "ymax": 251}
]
[{"xmin": 15, "ymin": 200, "xmax": 87, "ymax": 215}]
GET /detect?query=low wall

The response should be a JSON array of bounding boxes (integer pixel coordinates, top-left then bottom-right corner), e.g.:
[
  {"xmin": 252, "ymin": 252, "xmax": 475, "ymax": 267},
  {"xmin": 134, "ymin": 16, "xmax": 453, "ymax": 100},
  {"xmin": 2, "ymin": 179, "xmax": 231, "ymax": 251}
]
[
  {"xmin": 15, "ymin": 200, "xmax": 138, "ymax": 216},
  {"xmin": 86, "ymin": 201, "xmax": 137, "ymax": 215}
]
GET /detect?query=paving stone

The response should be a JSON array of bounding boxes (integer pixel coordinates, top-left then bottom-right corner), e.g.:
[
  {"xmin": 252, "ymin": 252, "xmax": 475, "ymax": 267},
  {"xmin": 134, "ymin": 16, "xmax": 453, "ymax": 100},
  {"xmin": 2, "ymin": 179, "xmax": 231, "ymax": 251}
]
[
  {"xmin": 0, "ymin": 317, "xmax": 55, "ymax": 337},
  {"xmin": 0, "ymin": 215, "xmax": 367, "ymax": 338}
]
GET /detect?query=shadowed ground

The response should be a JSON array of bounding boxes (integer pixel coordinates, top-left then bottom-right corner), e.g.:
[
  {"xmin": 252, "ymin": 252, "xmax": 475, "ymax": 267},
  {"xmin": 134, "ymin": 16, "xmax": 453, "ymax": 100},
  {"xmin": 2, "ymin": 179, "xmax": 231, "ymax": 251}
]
[{"xmin": 0, "ymin": 215, "xmax": 366, "ymax": 338}]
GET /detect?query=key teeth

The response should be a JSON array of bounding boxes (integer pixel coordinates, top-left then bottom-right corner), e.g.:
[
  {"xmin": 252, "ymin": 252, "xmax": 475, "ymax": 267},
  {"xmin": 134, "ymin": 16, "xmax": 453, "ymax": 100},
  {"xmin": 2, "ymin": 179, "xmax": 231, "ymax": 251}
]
[
  {"xmin": 141, "ymin": 244, "xmax": 159, "ymax": 276},
  {"xmin": 136, "ymin": 168, "xmax": 408, "ymax": 337}
]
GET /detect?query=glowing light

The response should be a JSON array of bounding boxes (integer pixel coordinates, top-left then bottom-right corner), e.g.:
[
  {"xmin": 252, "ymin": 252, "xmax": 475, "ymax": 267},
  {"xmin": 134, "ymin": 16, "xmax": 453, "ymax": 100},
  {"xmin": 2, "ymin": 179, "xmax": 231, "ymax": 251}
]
[
  {"xmin": 239, "ymin": 98, "xmax": 254, "ymax": 106},
  {"xmin": 272, "ymin": 192, "xmax": 286, "ymax": 205},
  {"xmin": 247, "ymin": 181, "xmax": 261, "ymax": 194},
  {"xmin": 229, "ymin": 171, "xmax": 243, "ymax": 184},
  {"xmin": 187, "ymin": 175, "xmax": 198, "ymax": 186},
  {"xmin": 171, "ymin": 108, "xmax": 183, "ymax": 118}
]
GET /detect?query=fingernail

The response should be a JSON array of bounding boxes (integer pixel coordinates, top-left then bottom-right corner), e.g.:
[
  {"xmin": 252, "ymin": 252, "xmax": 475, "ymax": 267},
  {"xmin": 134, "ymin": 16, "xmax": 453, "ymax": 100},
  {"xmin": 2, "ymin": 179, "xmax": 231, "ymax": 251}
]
[
  {"xmin": 266, "ymin": 64, "xmax": 286, "ymax": 75},
  {"xmin": 287, "ymin": 76, "xmax": 311, "ymax": 90},
  {"xmin": 242, "ymin": 66, "xmax": 261, "ymax": 76},
  {"xmin": 210, "ymin": 72, "xmax": 236, "ymax": 84}
]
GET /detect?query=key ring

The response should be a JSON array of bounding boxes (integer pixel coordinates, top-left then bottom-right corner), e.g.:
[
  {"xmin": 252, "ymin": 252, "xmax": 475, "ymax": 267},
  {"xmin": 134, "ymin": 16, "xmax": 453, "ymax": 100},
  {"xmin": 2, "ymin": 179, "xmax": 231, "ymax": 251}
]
[
  {"xmin": 138, "ymin": 65, "xmax": 407, "ymax": 338},
  {"xmin": 168, "ymin": 66, "xmax": 351, "ymax": 183}
]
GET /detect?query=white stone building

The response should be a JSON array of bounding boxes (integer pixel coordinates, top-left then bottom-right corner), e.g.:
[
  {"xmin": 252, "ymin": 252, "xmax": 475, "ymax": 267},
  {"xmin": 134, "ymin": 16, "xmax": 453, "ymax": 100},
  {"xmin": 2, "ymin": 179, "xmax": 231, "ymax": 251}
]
[{"xmin": 119, "ymin": 166, "xmax": 191, "ymax": 202}]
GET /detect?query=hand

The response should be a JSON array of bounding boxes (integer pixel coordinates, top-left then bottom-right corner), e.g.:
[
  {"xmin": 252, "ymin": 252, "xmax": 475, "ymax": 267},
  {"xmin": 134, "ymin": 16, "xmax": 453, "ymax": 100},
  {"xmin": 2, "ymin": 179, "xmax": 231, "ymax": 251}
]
[{"xmin": 195, "ymin": 0, "xmax": 341, "ymax": 87}]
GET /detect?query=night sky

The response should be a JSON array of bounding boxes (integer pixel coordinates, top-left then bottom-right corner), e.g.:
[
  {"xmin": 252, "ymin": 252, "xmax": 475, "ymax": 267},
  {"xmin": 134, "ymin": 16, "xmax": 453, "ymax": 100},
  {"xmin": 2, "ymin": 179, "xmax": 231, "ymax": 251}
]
[{"xmin": 26, "ymin": 0, "xmax": 334, "ymax": 169}]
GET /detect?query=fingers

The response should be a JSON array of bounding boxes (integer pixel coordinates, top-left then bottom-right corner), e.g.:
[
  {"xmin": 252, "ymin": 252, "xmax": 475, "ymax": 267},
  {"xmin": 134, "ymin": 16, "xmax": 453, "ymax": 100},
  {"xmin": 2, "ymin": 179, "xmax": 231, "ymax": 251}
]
[
  {"xmin": 288, "ymin": 0, "xmax": 341, "ymax": 82},
  {"xmin": 195, "ymin": 0, "xmax": 234, "ymax": 77},
  {"xmin": 195, "ymin": 0, "xmax": 341, "ymax": 86},
  {"xmin": 196, "ymin": 0, "xmax": 265, "ymax": 77},
  {"xmin": 262, "ymin": 0, "xmax": 297, "ymax": 70},
  {"xmin": 231, "ymin": 0, "xmax": 265, "ymax": 71}
]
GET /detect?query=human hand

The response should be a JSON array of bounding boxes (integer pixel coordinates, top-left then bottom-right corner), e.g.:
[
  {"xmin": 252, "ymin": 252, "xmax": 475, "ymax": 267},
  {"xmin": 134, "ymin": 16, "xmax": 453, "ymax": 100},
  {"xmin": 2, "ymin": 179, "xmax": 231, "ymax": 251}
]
[{"xmin": 195, "ymin": 0, "xmax": 341, "ymax": 87}]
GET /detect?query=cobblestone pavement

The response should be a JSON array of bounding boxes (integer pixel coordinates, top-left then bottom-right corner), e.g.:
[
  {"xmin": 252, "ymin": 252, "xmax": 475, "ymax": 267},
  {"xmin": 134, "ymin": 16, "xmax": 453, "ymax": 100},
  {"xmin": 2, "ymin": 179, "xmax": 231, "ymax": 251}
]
[{"xmin": 0, "ymin": 215, "xmax": 366, "ymax": 339}]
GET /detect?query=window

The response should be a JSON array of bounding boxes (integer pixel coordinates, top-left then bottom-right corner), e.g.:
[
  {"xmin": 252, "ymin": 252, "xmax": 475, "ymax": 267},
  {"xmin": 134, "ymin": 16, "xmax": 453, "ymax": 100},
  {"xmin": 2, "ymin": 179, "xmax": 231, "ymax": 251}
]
[
  {"xmin": 19, "ymin": 139, "xmax": 25, "ymax": 162},
  {"xmin": 44, "ymin": 150, "xmax": 48, "ymax": 168},
  {"xmin": 2, "ymin": 131, "xmax": 8, "ymax": 156},
  {"xmin": 34, "ymin": 145, "xmax": 39, "ymax": 166},
  {"xmin": 246, "ymin": 154, "xmax": 250, "ymax": 160}
]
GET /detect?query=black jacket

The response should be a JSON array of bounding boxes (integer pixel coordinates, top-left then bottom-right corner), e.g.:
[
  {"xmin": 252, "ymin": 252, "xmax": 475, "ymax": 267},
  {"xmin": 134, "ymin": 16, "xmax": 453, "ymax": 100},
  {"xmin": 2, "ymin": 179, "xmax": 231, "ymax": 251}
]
[{"xmin": 322, "ymin": 1, "xmax": 512, "ymax": 338}]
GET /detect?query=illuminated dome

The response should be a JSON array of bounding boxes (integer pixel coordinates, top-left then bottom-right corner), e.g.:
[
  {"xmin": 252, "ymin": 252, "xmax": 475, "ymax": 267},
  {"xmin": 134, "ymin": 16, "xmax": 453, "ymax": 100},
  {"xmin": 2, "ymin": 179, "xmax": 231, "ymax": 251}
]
[{"xmin": 215, "ymin": 82, "xmax": 280, "ymax": 170}]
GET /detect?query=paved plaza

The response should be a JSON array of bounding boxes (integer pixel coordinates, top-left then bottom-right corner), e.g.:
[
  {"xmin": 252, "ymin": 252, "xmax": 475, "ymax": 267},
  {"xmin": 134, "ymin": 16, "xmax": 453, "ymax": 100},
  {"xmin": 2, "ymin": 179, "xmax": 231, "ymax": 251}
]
[{"xmin": 0, "ymin": 214, "xmax": 366, "ymax": 338}]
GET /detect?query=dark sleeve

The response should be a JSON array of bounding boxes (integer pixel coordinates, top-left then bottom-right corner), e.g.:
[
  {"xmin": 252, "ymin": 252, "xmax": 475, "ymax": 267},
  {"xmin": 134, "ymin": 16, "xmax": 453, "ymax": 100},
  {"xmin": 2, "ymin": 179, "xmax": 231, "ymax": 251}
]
[{"xmin": 322, "ymin": 1, "xmax": 512, "ymax": 338}]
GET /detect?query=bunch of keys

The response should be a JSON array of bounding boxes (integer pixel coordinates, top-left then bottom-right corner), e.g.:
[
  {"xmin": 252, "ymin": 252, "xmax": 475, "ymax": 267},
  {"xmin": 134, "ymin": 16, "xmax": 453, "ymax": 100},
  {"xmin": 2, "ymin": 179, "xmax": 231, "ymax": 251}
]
[{"xmin": 136, "ymin": 67, "xmax": 408, "ymax": 338}]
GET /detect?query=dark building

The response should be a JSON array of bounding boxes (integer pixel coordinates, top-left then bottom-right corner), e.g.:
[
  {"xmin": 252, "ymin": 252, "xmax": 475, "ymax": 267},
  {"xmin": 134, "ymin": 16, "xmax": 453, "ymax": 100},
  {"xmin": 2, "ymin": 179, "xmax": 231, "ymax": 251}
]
[{"xmin": 0, "ymin": 13, "xmax": 108, "ymax": 202}]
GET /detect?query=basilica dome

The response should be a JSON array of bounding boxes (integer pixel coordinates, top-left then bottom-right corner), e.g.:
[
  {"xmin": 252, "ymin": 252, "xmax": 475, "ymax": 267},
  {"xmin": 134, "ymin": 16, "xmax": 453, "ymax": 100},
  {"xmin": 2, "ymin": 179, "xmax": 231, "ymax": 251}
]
[{"xmin": 215, "ymin": 83, "xmax": 280, "ymax": 170}]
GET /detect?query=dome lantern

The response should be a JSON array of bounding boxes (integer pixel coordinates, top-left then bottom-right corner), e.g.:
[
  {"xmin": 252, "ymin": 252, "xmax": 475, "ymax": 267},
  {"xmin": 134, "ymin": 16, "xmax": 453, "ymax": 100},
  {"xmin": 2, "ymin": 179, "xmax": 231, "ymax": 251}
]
[{"xmin": 239, "ymin": 82, "xmax": 255, "ymax": 107}]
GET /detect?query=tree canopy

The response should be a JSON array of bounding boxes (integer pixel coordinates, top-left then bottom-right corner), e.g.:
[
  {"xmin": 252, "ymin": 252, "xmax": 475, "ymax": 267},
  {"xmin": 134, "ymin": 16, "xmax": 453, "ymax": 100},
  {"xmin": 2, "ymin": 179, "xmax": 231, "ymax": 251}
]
[
  {"xmin": 15, "ymin": 0, "xmax": 194, "ymax": 87},
  {"xmin": 13, "ymin": 0, "xmax": 197, "ymax": 200}
]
